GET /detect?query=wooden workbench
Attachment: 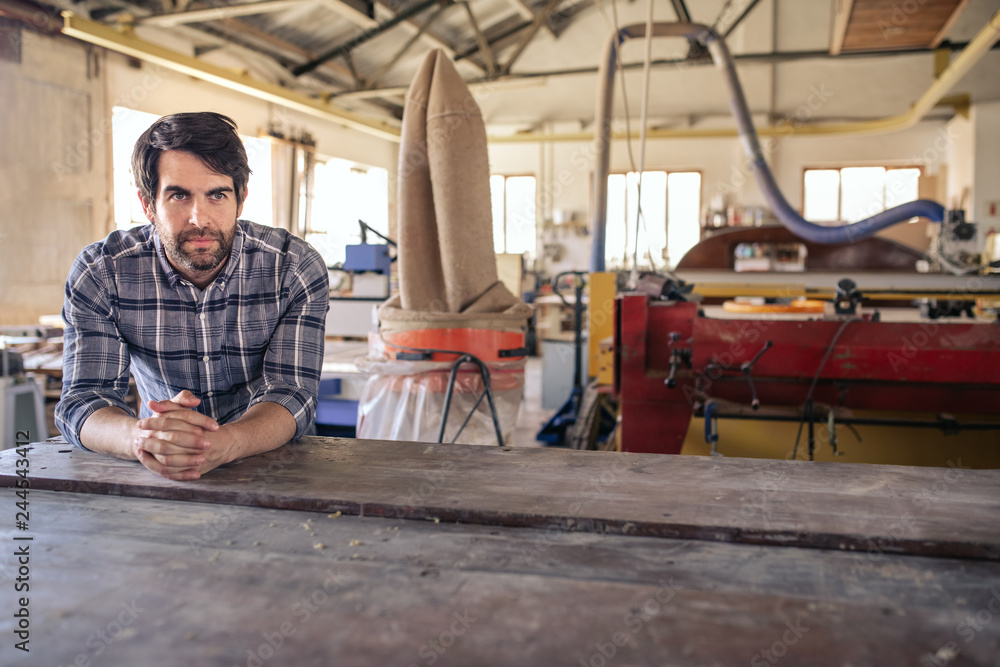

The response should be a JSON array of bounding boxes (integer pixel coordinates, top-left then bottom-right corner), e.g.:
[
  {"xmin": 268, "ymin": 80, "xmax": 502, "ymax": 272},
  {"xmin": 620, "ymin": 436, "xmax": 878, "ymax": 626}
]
[{"xmin": 1, "ymin": 437, "xmax": 999, "ymax": 666}]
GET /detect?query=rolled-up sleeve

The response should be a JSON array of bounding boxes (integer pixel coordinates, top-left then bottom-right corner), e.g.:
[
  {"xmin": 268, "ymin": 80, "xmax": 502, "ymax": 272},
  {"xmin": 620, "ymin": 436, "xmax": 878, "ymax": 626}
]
[
  {"xmin": 248, "ymin": 244, "xmax": 329, "ymax": 439},
  {"xmin": 55, "ymin": 252, "xmax": 134, "ymax": 448}
]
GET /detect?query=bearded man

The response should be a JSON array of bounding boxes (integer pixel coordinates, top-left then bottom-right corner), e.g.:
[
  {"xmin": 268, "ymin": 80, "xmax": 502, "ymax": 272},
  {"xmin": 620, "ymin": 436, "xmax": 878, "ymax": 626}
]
[{"xmin": 56, "ymin": 112, "xmax": 329, "ymax": 481}]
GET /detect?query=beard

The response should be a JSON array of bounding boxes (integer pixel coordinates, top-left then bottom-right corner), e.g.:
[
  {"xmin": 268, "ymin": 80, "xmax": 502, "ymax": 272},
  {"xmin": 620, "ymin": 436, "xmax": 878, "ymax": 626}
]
[{"xmin": 155, "ymin": 219, "xmax": 236, "ymax": 274}]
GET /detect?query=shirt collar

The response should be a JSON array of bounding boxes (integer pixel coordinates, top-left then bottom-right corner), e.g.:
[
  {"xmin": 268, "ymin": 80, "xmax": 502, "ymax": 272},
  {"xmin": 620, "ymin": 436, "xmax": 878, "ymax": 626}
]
[{"xmin": 150, "ymin": 221, "xmax": 246, "ymax": 289}]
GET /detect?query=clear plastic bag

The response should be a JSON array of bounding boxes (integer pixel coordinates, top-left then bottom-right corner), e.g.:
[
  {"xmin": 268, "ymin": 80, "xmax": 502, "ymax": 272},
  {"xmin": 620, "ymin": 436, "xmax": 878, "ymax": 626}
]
[{"xmin": 355, "ymin": 356, "xmax": 525, "ymax": 446}]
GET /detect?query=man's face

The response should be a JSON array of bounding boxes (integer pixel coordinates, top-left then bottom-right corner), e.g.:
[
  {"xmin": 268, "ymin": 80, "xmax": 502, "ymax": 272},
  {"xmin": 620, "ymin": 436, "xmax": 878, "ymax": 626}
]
[{"xmin": 139, "ymin": 150, "xmax": 244, "ymax": 286}]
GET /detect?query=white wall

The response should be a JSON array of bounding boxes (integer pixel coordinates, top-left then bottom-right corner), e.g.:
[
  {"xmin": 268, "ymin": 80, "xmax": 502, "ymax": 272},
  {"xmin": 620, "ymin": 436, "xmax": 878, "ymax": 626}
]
[
  {"xmin": 971, "ymin": 101, "xmax": 1000, "ymax": 234},
  {"xmin": 0, "ymin": 30, "xmax": 108, "ymax": 325},
  {"xmin": 946, "ymin": 112, "xmax": 975, "ymax": 211}
]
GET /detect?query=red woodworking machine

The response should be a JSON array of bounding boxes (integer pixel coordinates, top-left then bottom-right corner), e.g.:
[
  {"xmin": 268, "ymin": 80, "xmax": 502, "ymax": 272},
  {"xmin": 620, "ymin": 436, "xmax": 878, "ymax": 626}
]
[{"xmin": 614, "ymin": 292, "xmax": 1000, "ymax": 456}]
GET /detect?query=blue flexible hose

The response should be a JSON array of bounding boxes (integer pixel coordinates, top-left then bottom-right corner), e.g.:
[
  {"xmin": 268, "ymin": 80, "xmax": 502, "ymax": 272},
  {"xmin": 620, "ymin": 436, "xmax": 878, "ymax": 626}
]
[{"xmin": 701, "ymin": 30, "xmax": 946, "ymax": 244}]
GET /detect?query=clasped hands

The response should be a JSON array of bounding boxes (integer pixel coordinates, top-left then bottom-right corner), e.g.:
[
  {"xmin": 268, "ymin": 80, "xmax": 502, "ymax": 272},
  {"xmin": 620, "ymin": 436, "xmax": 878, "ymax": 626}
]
[{"xmin": 131, "ymin": 390, "xmax": 230, "ymax": 481}]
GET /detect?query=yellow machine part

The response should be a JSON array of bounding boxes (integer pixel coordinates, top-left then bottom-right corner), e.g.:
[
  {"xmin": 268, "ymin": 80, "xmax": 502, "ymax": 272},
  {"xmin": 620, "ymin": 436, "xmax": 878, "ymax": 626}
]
[
  {"xmin": 588, "ymin": 272, "xmax": 616, "ymax": 387},
  {"xmin": 679, "ymin": 414, "xmax": 1000, "ymax": 469},
  {"xmin": 722, "ymin": 299, "xmax": 827, "ymax": 314}
]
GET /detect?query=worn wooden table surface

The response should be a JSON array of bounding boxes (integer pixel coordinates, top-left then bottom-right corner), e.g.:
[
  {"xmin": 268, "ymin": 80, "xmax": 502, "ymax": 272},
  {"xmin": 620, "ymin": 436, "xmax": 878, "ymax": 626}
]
[{"xmin": 0, "ymin": 438, "xmax": 999, "ymax": 666}]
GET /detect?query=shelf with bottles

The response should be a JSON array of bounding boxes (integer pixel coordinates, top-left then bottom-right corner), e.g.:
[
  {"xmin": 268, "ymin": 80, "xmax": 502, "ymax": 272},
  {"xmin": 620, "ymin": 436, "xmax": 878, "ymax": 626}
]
[
  {"xmin": 701, "ymin": 198, "xmax": 777, "ymax": 238},
  {"xmin": 733, "ymin": 241, "xmax": 807, "ymax": 273}
]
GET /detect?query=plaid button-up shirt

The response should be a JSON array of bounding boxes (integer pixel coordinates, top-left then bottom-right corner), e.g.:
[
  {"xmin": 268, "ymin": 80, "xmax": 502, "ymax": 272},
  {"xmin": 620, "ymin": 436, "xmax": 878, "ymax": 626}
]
[{"xmin": 55, "ymin": 221, "xmax": 329, "ymax": 448}]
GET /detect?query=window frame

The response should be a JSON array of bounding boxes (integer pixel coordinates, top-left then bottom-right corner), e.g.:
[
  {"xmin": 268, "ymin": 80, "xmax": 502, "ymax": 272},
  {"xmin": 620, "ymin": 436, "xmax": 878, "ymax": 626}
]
[
  {"xmin": 801, "ymin": 164, "xmax": 924, "ymax": 223},
  {"xmin": 490, "ymin": 173, "xmax": 537, "ymax": 257},
  {"xmin": 604, "ymin": 169, "xmax": 702, "ymax": 270},
  {"xmin": 306, "ymin": 156, "xmax": 390, "ymax": 268}
]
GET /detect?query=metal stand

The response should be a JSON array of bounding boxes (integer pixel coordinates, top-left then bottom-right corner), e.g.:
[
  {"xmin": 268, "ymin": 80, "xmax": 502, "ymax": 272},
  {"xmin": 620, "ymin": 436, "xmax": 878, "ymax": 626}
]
[{"xmin": 438, "ymin": 352, "xmax": 505, "ymax": 447}]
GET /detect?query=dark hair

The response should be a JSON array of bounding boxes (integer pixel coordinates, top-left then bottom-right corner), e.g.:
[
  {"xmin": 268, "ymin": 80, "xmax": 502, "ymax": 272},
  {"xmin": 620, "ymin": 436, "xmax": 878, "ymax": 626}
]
[{"xmin": 132, "ymin": 112, "xmax": 251, "ymax": 209}]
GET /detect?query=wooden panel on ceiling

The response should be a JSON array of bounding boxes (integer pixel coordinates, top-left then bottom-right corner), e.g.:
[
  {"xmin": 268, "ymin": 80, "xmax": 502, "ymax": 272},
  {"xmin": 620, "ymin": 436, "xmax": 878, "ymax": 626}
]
[{"xmin": 832, "ymin": 0, "xmax": 970, "ymax": 54}]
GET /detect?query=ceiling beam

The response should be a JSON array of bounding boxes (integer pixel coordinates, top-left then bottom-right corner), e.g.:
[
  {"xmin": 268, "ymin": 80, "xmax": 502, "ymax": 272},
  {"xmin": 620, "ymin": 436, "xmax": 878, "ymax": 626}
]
[
  {"xmin": 669, "ymin": 0, "xmax": 707, "ymax": 59},
  {"xmin": 337, "ymin": 39, "xmax": 1000, "ymax": 101},
  {"xmin": 292, "ymin": 0, "xmax": 439, "ymax": 76},
  {"xmin": 504, "ymin": 0, "xmax": 533, "ymax": 22},
  {"xmin": 333, "ymin": 74, "xmax": 547, "ymax": 100},
  {"xmin": 830, "ymin": 0, "xmax": 854, "ymax": 55},
  {"xmin": 138, "ymin": 0, "xmax": 310, "ymax": 27},
  {"xmin": 307, "ymin": 0, "xmax": 484, "ymax": 73},
  {"xmin": 213, "ymin": 16, "xmax": 356, "ymax": 83},
  {"xmin": 455, "ymin": 18, "xmax": 531, "ymax": 62},
  {"xmin": 500, "ymin": 0, "xmax": 562, "ymax": 74},
  {"xmin": 668, "ymin": 0, "xmax": 691, "ymax": 23},
  {"xmin": 373, "ymin": 0, "xmax": 481, "ymax": 70},
  {"xmin": 313, "ymin": 0, "xmax": 377, "ymax": 28},
  {"xmin": 931, "ymin": 0, "xmax": 971, "ymax": 48},
  {"xmin": 364, "ymin": 1, "xmax": 451, "ymax": 87},
  {"xmin": 505, "ymin": 0, "xmax": 556, "ymax": 37},
  {"xmin": 0, "ymin": 0, "xmax": 62, "ymax": 31},
  {"xmin": 462, "ymin": 1, "xmax": 496, "ymax": 76},
  {"xmin": 720, "ymin": 0, "xmax": 764, "ymax": 39},
  {"xmin": 491, "ymin": 7, "xmax": 1000, "ymax": 143},
  {"xmin": 61, "ymin": 12, "xmax": 401, "ymax": 141}
]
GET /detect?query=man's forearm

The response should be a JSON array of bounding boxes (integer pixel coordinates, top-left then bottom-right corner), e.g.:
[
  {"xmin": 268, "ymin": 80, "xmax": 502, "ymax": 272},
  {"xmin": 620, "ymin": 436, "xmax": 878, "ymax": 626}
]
[
  {"xmin": 79, "ymin": 400, "xmax": 296, "ymax": 475},
  {"xmin": 79, "ymin": 407, "xmax": 141, "ymax": 460},
  {"xmin": 217, "ymin": 401, "xmax": 297, "ymax": 463}
]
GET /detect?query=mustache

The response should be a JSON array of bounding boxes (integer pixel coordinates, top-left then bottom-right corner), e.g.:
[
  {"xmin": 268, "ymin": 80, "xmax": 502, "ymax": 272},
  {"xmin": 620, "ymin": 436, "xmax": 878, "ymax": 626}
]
[{"xmin": 179, "ymin": 229, "xmax": 224, "ymax": 243}]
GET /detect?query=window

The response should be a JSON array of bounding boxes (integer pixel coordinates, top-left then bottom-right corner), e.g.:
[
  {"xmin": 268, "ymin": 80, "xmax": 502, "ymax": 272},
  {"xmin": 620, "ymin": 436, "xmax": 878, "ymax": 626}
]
[
  {"xmin": 605, "ymin": 171, "xmax": 702, "ymax": 269},
  {"xmin": 803, "ymin": 167, "xmax": 920, "ymax": 224},
  {"xmin": 112, "ymin": 107, "xmax": 159, "ymax": 230},
  {"xmin": 111, "ymin": 106, "xmax": 273, "ymax": 230},
  {"xmin": 490, "ymin": 175, "xmax": 536, "ymax": 257},
  {"xmin": 239, "ymin": 136, "xmax": 273, "ymax": 226},
  {"xmin": 307, "ymin": 158, "xmax": 389, "ymax": 268}
]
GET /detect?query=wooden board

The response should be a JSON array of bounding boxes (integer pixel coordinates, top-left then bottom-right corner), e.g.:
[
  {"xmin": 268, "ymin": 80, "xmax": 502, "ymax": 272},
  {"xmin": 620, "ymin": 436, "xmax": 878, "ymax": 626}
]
[
  {"xmin": 2, "ymin": 437, "xmax": 999, "ymax": 559},
  {"xmin": 1, "ymin": 491, "xmax": 998, "ymax": 666}
]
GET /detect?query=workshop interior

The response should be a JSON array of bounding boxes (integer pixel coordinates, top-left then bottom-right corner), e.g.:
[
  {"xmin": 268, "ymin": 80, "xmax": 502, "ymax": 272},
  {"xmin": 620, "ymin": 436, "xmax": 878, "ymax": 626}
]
[
  {"xmin": 3, "ymin": 0, "xmax": 1000, "ymax": 466},
  {"xmin": 3, "ymin": 0, "xmax": 1000, "ymax": 664}
]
